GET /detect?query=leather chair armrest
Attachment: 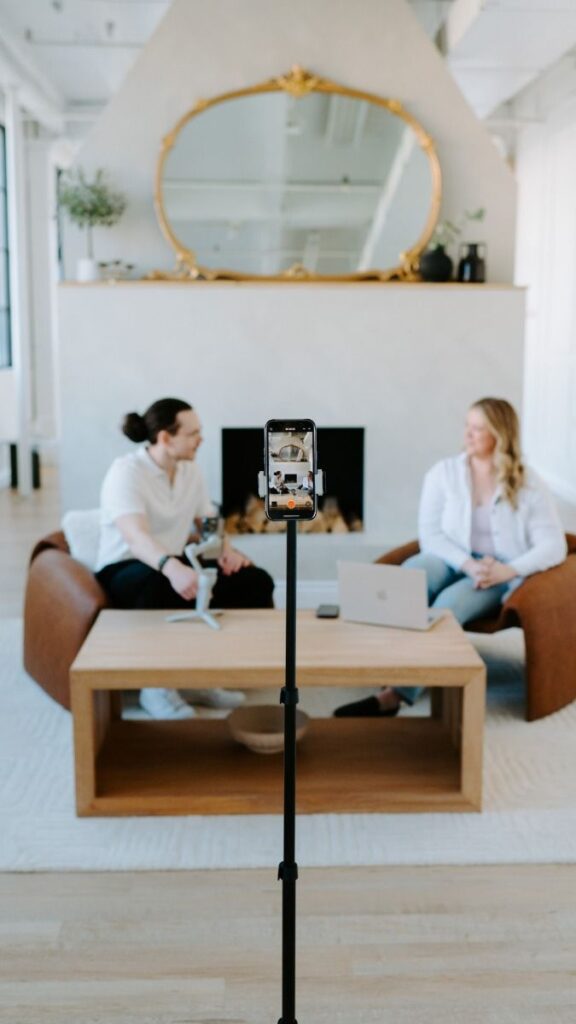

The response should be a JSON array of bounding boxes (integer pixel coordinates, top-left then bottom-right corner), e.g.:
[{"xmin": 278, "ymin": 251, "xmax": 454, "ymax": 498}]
[
  {"xmin": 497, "ymin": 555, "xmax": 576, "ymax": 720},
  {"xmin": 23, "ymin": 549, "xmax": 108, "ymax": 710},
  {"xmin": 29, "ymin": 530, "xmax": 69, "ymax": 563},
  {"xmin": 375, "ymin": 540, "xmax": 420, "ymax": 566}
]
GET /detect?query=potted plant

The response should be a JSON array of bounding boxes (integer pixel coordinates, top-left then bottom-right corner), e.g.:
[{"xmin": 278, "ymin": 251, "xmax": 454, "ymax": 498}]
[
  {"xmin": 420, "ymin": 208, "xmax": 485, "ymax": 282},
  {"xmin": 59, "ymin": 168, "xmax": 126, "ymax": 282}
]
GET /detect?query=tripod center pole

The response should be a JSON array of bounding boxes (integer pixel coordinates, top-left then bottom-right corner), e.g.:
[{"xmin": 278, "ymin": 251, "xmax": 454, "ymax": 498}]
[{"xmin": 278, "ymin": 518, "xmax": 298, "ymax": 1024}]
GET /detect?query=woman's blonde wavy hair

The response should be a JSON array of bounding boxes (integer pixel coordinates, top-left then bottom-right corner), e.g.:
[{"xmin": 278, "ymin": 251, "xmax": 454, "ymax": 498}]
[{"xmin": 471, "ymin": 397, "xmax": 525, "ymax": 507}]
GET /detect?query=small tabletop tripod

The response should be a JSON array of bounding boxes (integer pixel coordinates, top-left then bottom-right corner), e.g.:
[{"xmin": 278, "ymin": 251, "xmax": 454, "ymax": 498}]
[{"xmin": 165, "ymin": 525, "xmax": 222, "ymax": 630}]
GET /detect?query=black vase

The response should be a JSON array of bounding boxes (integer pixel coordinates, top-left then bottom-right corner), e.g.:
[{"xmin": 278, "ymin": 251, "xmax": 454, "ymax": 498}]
[
  {"xmin": 457, "ymin": 242, "xmax": 486, "ymax": 283},
  {"xmin": 419, "ymin": 245, "xmax": 453, "ymax": 282}
]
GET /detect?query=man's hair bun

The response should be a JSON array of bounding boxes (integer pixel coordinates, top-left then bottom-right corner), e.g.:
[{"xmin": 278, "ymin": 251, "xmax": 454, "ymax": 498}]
[
  {"xmin": 122, "ymin": 411, "xmax": 148, "ymax": 443},
  {"xmin": 120, "ymin": 398, "xmax": 191, "ymax": 445}
]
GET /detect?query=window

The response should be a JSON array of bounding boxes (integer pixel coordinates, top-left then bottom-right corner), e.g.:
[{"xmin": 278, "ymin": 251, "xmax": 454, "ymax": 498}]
[{"xmin": 0, "ymin": 126, "xmax": 11, "ymax": 368}]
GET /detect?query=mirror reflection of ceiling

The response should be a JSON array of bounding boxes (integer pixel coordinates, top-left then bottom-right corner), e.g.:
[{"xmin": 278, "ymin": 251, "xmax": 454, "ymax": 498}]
[{"xmin": 161, "ymin": 91, "xmax": 434, "ymax": 276}]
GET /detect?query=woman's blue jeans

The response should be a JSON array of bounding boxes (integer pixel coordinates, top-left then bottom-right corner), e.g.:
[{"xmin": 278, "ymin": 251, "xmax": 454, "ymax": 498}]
[{"xmin": 396, "ymin": 552, "xmax": 510, "ymax": 704}]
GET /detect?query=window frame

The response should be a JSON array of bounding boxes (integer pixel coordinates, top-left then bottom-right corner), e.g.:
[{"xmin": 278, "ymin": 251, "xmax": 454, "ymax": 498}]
[{"xmin": 0, "ymin": 124, "xmax": 12, "ymax": 369}]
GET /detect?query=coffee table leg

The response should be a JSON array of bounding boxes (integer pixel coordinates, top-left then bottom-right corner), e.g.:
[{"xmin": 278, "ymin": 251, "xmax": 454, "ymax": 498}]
[
  {"xmin": 71, "ymin": 677, "xmax": 113, "ymax": 815},
  {"xmin": 430, "ymin": 689, "xmax": 444, "ymax": 719},
  {"xmin": 110, "ymin": 691, "xmax": 123, "ymax": 720},
  {"xmin": 441, "ymin": 687, "xmax": 463, "ymax": 750},
  {"xmin": 460, "ymin": 668, "xmax": 486, "ymax": 810}
]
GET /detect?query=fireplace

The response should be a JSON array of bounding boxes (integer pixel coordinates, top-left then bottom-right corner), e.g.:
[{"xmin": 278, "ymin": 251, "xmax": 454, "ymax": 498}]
[{"xmin": 221, "ymin": 427, "xmax": 364, "ymax": 533}]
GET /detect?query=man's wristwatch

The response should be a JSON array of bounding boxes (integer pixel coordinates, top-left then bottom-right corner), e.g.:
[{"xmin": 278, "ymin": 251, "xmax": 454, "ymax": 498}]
[{"xmin": 157, "ymin": 554, "xmax": 174, "ymax": 574}]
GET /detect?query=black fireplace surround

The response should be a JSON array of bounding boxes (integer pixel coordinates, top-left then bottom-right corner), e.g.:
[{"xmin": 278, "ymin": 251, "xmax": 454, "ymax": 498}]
[{"xmin": 221, "ymin": 427, "xmax": 364, "ymax": 533}]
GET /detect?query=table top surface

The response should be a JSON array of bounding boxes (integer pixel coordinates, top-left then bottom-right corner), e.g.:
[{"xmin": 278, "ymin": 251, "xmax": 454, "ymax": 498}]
[{"xmin": 71, "ymin": 609, "xmax": 484, "ymax": 688}]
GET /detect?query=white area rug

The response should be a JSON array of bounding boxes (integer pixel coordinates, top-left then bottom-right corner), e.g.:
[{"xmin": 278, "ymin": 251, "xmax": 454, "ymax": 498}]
[{"xmin": 2, "ymin": 618, "xmax": 576, "ymax": 871}]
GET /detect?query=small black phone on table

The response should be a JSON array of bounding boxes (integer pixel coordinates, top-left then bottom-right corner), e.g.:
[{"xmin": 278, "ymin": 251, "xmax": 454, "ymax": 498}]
[{"xmin": 316, "ymin": 604, "xmax": 340, "ymax": 619}]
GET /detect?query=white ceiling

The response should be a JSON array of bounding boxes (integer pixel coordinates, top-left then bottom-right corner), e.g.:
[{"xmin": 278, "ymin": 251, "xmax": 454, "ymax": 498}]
[
  {"xmin": 1, "ymin": 0, "xmax": 576, "ymax": 135},
  {"xmin": 444, "ymin": 0, "xmax": 576, "ymax": 119}
]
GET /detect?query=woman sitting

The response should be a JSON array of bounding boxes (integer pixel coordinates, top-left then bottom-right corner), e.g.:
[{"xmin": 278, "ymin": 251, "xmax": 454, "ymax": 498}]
[{"xmin": 334, "ymin": 397, "xmax": 567, "ymax": 717}]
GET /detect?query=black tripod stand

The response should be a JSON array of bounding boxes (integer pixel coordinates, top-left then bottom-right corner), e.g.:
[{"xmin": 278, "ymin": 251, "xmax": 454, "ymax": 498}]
[{"xmin": 278, "ymin": 517, "xmax": 299, "ymax": 1024}]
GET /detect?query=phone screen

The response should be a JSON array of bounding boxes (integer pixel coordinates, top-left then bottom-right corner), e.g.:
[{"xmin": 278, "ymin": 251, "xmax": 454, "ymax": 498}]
[{"xmin": 264, "ymin": 419, "xmax": 317, "ymax": 521}]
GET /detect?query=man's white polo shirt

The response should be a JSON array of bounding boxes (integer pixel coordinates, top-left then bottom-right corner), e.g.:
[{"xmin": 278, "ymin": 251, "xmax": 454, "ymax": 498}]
[{"xmin": 96, "ymin": 447, "xmax": 214, "ymax": 571}]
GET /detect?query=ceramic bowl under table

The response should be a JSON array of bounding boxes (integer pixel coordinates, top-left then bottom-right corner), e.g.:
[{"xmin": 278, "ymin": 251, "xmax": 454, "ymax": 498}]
[{"xmin": 227, "ymin": 704, "xmax": 310, "ymax": 755}]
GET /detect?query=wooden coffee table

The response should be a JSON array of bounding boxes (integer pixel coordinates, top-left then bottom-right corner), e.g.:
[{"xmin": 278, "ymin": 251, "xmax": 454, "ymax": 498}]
[{"xmin": 70, "ymin": 608, "xmax": 485, "ymax": 816}]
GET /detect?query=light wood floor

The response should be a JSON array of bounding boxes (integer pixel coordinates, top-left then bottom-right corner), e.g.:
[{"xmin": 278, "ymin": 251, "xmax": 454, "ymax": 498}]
[
  {"xmin": 2, "ymin": 477, "xmax": 576, "ymax": 1022},
  {"xmin": 1, "ymin": 867, "xmax": 575, "ymax": 1023}
]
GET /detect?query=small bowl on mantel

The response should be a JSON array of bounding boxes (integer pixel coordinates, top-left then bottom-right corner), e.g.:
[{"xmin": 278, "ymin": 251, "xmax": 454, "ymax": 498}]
[{"xmin": 227, "ymin": 704, "xmax": 310, "ymax": 755}]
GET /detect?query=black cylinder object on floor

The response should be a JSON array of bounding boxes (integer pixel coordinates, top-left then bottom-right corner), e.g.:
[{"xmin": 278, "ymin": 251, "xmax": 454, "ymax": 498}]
[
  {"xmin": 457, "ymin": 242, "xmax": 486, "ymax": 283},
  {"xmin": 9, "ymin": 444, "xmax": 42, "ymax": 489}
]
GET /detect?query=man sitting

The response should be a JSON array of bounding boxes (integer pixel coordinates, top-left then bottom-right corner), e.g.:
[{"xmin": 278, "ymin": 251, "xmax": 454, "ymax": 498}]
[{"xmin": 95, "ymin": 396, "xmax": 274, "ymax": 719}]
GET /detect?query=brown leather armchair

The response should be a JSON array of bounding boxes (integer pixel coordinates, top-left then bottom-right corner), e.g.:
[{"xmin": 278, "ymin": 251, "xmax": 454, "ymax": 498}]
[
  {"xmin": 376, "ymin": 534, "xmax": 576, "ymax": 721},
  {"xmin": 23, "ymin": 531, "xmax": 109, "ymax": 710}
]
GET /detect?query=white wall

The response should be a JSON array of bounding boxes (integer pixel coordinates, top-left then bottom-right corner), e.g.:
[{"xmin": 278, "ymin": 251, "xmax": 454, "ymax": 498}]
[
  {"xmin": 65, "ymin": 0, "xmax": 516, "ymax": 282},
  {"xmin": 58, "ymin": 281, "xmax": 525, "ymax": 573},
  {"xmin": 515, "ymin": 102, "xmax": 576, "ymax": 504},
  {"xmin": 0, "ymin": 368, "xmax": 17, "ymax": 438}
]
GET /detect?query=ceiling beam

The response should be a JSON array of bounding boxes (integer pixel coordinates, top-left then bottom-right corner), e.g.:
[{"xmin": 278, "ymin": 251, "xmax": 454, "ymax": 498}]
[
  {"xmin": 443, "ymin": 0, "xmax": 576, "ymax": 118},
  {"xmin": 25, "ymin": 38, "xmax": 143, "ymax": 50},
  {"xmin": 63, "ymin": 102, "xmax": 107, "ymax": 122},
  {"xmin": 0, "ymin": 27, "xmax": 64, "ymax": 133}
]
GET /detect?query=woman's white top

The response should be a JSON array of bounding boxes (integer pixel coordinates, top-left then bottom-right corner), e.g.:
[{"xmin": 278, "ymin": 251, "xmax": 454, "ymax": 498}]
[
  {"xmin": 470, "ymin": 502, "xmax": 496, "ymax": 557},
  {"xmin": 95, "ymin": 447, "xmax": 214, "ymax": 571},
  {"xmin": 418, "ymin": 452, "xmax": 567, "ymax": 578}
]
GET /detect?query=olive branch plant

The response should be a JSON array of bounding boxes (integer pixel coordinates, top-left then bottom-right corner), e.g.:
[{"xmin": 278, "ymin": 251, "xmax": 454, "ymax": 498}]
[
  {"xmin": 59, "ymin": 168, "xmax": 126, "ymax": 260},
  {"xmin": 430, "ymin": 207, "xmax": 486, "ymax": 250}
]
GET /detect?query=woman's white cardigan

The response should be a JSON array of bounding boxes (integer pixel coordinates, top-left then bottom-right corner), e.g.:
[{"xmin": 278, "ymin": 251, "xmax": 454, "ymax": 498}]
[{"xmin": 418, "ymin": 453, "xmax": 567, "ymax": 578}]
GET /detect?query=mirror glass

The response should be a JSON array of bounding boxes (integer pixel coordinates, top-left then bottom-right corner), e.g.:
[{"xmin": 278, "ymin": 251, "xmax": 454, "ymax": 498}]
[{"xmin": 159, "ymin": 85, "xmax": 437, "ymax": 278}]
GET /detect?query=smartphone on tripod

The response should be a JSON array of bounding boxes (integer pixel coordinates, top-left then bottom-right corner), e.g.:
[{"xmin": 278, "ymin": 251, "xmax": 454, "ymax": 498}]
[{"xmin": 264, "ymin": 418, "xmax": 318, "ymax": 521}]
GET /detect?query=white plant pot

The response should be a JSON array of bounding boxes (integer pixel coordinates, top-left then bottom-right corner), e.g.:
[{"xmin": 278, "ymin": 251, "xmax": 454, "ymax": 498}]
[{"xmin": 77, "ymin": 258, "xmax": 100, "ymax": 283}]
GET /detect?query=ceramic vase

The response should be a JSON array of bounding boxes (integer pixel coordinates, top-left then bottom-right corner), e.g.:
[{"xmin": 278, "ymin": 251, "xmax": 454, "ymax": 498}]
[
  {"xmin": 77, "ymin": 258, "xmax": 100, "ymax": 282},
  {"xmin": 457, "ymin": 243, "xmax": 486, "ymax": 283},
  {"xmin": 419, "ymin": 245, "xmax": 453, "ymax": 282}
]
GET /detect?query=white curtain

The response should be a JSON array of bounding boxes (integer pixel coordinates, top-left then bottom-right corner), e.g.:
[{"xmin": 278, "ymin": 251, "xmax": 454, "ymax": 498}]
[{"xmin": 515, "ymin": 105, "xmax": 576, "ymax": 502}]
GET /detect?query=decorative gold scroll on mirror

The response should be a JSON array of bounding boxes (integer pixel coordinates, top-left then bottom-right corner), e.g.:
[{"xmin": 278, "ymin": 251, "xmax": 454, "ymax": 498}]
[{"xmin": 153, "ymin": 66, "xmax": 442, "ymax": 282}]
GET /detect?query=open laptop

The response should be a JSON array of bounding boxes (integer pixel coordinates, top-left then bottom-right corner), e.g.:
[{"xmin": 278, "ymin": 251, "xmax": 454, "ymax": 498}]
[{"xmin": 337, "ymin": 561, "xmax": 442, "ymax": 631}]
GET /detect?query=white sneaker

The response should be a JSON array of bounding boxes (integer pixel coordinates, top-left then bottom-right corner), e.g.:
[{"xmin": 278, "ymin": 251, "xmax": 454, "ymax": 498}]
[
  {"xmin": 139, "ymin": 688, "xmax": 196, "ymax": 719},
  {"xmin": 186, "ymin": 688, "xmax": 246, "ymax": 710}
]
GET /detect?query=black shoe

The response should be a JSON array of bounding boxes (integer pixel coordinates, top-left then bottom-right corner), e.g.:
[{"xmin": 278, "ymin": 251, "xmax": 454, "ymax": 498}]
[{"xmin": 333, "ymin": 695, "xmax": 401, "ymax": 718}]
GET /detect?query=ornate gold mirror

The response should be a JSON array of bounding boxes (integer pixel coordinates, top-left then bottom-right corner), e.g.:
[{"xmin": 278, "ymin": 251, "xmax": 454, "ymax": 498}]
[{"xmin": 154, "ymin": 67, "xmax": 441, "ymax": 281}]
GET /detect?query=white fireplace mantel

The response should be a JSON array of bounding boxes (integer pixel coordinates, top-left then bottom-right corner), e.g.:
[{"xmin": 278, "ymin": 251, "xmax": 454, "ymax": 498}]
[{"xmin": 57, "ymin": 281, "xmax": 525, "ymax": 578}]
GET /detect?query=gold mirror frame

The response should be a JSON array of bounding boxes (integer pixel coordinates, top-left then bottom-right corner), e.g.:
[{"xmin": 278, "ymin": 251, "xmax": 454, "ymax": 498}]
[{"xmin": 153, "ymin": 66, "xmax": 442, "ymax": 282}]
